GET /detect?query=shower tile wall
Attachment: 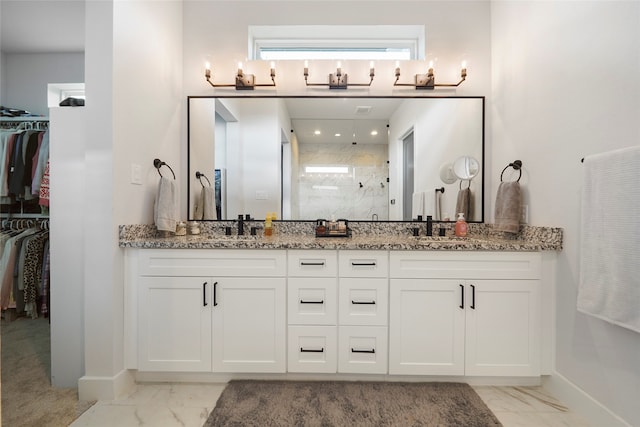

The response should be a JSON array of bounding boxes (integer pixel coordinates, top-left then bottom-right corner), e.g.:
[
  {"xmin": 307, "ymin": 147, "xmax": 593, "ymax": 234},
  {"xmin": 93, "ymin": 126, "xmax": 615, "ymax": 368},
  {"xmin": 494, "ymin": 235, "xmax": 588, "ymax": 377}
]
[{"xmin": 297, "ymin": 143, "xmax": 388, "ymax": 220}]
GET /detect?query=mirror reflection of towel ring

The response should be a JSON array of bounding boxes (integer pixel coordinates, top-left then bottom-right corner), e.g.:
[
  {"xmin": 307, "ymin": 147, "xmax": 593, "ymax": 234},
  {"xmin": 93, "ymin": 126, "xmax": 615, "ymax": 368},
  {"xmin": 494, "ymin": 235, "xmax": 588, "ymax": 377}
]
[{"xmin": 500, "ymin": 160, "xmax": 523, "ymax": 182}]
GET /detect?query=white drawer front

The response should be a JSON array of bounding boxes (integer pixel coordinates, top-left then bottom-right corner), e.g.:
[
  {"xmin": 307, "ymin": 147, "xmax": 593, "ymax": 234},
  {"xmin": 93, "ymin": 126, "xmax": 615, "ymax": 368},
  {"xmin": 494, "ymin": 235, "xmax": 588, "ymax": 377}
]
[
  {"xmin": 338, "ymin": 251, "xmax": 388, "ymax": 278},
  {"xmin": 389, "ymin": 251, "xmax": 542, "ymax": 280},
  {"xmin": 288, "ymin": 326, "xmax": 337, "ymax": 373},
  {"xmin": 288, "ymin": 250, "xmax": 337, "ymax": 277},
  {"xmin": 288, "ymin": 278, "xmax": 337, "ymax": 325},
  {"xmin": 338, "ymin": 326, "xmax": 388, "ymax": 374},
  {"xmin": 139, "ymin": 249, "xmax": 286, "ymax": 277},
  {"xmin": 338, "ymin": 278, "xmax": 388, "ymax": 326}
]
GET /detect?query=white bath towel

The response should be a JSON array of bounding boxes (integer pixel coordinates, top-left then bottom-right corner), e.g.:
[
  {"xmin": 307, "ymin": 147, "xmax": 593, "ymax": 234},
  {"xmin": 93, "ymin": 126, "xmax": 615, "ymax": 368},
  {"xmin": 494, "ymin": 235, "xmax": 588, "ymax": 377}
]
[
  {"xmin": 154, "ymin": 177, "xmax": 178, "ymax": 232},
  {"xmin": 194, "ymin": 186, "xmax": 216, "ymax": 220},
  {"xmin": 577, "ymin": 145, "xmax": 640, "ymax": 333},
  {"xmin": 202, "ymin": 186, "xmax": 216, "ymax": 220},
  {"xmin": 411, "ymin": 192, "xmax": 425, "ymax": 219}
]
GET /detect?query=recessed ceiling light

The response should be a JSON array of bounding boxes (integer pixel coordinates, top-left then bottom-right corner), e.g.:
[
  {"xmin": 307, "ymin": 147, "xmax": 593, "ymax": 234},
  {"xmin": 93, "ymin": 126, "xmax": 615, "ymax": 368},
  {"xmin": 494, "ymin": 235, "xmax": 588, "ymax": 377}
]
[
  {"xmin": 314, "ymin": 130, "xmax": 321, "ymax": 135},
  {"xmin": 371, "ymin": 130, "xmax": 378, "ymax": 136},
  {"xmin": 335, "ymin": 133, "xmax": 341, "ymax": 137}
]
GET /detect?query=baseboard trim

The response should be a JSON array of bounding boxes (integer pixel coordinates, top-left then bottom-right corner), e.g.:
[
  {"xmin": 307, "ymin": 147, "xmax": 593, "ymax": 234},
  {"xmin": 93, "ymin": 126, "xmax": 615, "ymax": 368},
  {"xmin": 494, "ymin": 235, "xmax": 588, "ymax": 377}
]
[
  {"xmin": 78, "ymin": 369, "xmax": 136, "ymax": 401},
  {"xmin": 543, "ymin": 373, "xmax": 631, "ymax": 427}
]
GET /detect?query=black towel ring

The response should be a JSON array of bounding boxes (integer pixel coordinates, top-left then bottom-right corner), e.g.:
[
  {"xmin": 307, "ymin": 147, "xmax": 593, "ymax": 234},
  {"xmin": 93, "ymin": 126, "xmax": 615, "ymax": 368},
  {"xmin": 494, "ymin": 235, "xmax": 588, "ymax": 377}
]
[
  {"xmin": 459, "ymin": 179, "xmax": 471, "ymax": 190},
  {"xmin": 500, "ymin": 160, "xmax": 523, "ymax": 182},
  {"xmin": 195, "ymin": 171, "xmax": 211, "ymax": 187},
  {"xmin": 153, "ymin": 158, "xmax": 175, "ymax": 180}
]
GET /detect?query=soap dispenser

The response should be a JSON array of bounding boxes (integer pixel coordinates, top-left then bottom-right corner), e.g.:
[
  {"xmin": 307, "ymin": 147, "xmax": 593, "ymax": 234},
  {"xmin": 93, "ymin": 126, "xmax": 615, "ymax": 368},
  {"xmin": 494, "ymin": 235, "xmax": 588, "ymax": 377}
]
[
  {"xmin": 455, "ymin": 213, "xmax": 468, "ymax": 237},
  {"xmin": 264, "ymin": 213, "xmax": 273, "ymax": 236}
]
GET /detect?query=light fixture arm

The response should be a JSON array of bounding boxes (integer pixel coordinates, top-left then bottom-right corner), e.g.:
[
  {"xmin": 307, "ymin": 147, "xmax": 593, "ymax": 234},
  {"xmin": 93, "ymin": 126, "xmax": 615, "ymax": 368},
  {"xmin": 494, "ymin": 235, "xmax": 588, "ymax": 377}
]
[{"xmin": 205, "ymin": 66, "xmax": 276, "ymax": 90}]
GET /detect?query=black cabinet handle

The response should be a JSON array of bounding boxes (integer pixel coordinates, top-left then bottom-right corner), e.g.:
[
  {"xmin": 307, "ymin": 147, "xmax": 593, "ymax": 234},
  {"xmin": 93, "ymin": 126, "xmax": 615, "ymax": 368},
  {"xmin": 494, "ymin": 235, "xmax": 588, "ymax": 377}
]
[
  {"xmin": 300, "ymin": 347, "xmax": 324, "ymax": 353},
  {"xmin": 213, "ymin": 281, "xmax": 218, "ymax": 306},
  {"xmin": 470, "ymin": 284, "xmax": 475, "ymax": 309},
  {"xmin": 300, "ymin": 261, "xmax": 325, "ymax": 266},
  {"xmin": 351, "ymin": 348, "xmax": 375, "ymax": 354},
  {"xmin": 459, "ymin": 284, "xmax": 464, "ymax": 309},
  {"xmin": 203, "ymin": 282, "xmax": 208, "ymax": 307},
  {"xmin": 300, "ymin": 299, "xmax": 324, "ymax": 304},
  {"xmin": 351, "ymin": 262, "xmax": 376, "ymax": 266},
  {"xmin": 352, "ymin": 300, "xmax": 376, "ymax": 305}
]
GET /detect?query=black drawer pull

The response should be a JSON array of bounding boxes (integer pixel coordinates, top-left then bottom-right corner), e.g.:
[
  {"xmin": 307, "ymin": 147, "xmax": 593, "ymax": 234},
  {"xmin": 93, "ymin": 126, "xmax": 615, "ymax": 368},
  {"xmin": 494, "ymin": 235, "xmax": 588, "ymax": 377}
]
[
  {"xmin": 213, "ymin": 281, "xmax": 218, "ymax": 306},
  {"xmin": 300, "ymin": 347, "xmax": 324, "ymax": 353},
  {"xmin": 459, "ymin": 284, "xmax": 464, "ymax": 309},
  {"xmin": 352, "ymin": 300, "xmax": 376, "ymax": 305},
  {"xmin": 351, "ymin": 348, "xmax": 375, "ymax": 354},
  {"xmin": 351, "ymin": 262, "xmax": 376, "ymax": 266},
  {"xmin": 300, "ymin": 299, "xmax": 324, "ymax": 304},
  {"xmin": 470, "ymin": 284, "xmax": 476, "ymax": 309},
  {"xmin": 300, "ymin": 261, "xmax": 326, "ymax": 266},
  {"xmin": 203, "ymin": 282, "xmax": 208, "ymax": 307}
]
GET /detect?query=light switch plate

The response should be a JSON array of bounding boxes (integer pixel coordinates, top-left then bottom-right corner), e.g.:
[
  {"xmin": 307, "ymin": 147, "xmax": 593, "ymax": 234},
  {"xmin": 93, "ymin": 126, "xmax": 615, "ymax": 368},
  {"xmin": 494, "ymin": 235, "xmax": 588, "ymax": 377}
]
[
  {"xmin": 131, "ymin": 163, "xmax": 142, "ymax": 185},
  {"xmin": 255, "ymin": 190, "xmax": 268, "ymax": 200}
]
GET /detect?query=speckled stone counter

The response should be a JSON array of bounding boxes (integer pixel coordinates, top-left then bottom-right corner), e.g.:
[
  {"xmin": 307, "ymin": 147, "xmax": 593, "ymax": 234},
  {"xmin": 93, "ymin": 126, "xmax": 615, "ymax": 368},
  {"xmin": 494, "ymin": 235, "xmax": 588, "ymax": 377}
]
[{"xmin": 119, "ymin": 222, "xmax": 562, "ymax": 251}]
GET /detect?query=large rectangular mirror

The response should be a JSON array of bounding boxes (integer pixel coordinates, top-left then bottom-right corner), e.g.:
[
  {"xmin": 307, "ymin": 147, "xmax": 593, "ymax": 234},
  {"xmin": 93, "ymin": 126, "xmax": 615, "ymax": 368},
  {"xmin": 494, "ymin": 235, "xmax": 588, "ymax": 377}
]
[{"xmin": 188, "ymin": 96, "xmax": 484, "ymax": 222}]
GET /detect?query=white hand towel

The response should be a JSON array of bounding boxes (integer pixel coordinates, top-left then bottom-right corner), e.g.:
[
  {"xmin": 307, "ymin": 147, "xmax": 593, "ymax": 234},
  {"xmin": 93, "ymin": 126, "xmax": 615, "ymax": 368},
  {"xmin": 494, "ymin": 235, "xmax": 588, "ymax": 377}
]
[
  {"xmin": 578, "ymin": 145, "xmax": 640, "ymax": 333},
  {"xmin": 154, "ymin": 177, "xmax": 178, "ymax": 232},
  {"xmin": 202, "ymin": 186, "xmax": 217, "ymax": 220}
]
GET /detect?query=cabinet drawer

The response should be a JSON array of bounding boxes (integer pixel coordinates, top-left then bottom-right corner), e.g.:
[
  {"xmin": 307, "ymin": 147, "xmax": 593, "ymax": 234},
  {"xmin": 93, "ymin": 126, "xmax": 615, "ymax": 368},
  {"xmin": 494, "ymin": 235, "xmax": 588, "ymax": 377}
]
[
  {"xmin": 288, "ymin": 250, "xmax": 337, "ymax": 277},
  {"xmin": 338, "ymin": 326, "xmax": 388, "ymax": 374},
  {"xmin": 288, "ymin": 278, "xmax": 337, "ymax": 325},
  {"xmin": 338, "ymin": 251, "xmax": 388, "ymax": 277},
  {"xmin": 338, "ymin": 278, "xmax": 388, "ymax": 326},
  {"xmin": 288, "ymin": 326, "xmax": 337, "ymax": 373},
  {"xmin": 390, "ymin": 251, "xmax": 541, "ymax": 280},
  {"xmin": 138, "ymin": 249, "xmax": 286, "ymax": 277}
]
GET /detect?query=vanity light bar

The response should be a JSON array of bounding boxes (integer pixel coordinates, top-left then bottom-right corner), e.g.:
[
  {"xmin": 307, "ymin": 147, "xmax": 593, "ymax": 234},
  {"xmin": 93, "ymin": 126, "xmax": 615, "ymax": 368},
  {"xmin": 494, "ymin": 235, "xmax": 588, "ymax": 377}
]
[
  {"xmin": 205, "ymin": 61, "xmax": 276, "ymax": 90},
  {"xmin": 394, "ymin": 60, "xmax": 467, "ymax": 90},
  {"xmin": 203, "ymin": 60, "xmax": 466, "ymax": 90}
]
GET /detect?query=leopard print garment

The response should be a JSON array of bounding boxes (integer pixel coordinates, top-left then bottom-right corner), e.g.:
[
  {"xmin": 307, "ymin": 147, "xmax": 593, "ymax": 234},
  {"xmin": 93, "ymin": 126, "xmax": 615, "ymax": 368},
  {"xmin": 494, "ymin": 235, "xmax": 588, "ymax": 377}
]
[{"xmin": 23, "ymin": 233, "xmax": 47, "ymax": 318}]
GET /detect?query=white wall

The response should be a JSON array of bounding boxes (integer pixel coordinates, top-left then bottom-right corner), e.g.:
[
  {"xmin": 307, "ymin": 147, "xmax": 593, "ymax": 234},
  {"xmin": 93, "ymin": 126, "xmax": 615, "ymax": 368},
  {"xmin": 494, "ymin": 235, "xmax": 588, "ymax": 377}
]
[
  {"xmin": 1, "ymin": 53, "xmax": 84, "ymax": 115},
  {"xmin": 491, "ymin": 2, "xmax": 640, "ymax": 426},
  {"xmin": 182, "ymin": 1, "xmax": 490, "ymax": 97},
  {"xmin": 79, "ymin": 0, "xmax": 183, "ymax": 401}
]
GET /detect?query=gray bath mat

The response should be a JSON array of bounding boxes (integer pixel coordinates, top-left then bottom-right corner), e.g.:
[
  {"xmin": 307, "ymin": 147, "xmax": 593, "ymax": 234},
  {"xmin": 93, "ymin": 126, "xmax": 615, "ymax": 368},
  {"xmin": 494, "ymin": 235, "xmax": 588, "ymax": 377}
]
[{"xmin": 204, "ymin": 380, "xmax": 502, "ymax": 426}]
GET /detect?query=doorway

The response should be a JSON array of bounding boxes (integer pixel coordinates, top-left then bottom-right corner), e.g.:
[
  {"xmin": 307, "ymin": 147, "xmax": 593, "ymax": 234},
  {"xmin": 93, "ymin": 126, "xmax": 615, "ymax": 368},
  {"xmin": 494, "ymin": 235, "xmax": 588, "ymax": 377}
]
[{"xmin": 402, "ymin": 131, "xmax": 414, "ymax": 221}]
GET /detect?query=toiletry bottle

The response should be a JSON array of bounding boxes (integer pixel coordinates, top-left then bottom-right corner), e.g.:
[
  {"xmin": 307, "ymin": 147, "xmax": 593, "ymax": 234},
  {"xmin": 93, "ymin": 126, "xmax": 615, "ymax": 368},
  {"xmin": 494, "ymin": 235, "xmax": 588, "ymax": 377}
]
[
  {"xmin": 270, "ymin": 212, "xmax": 277, "ymax": 235},
  {"xmin": 455, "ymin": 213, "xmax": 468, "ymax": 237},
  {"xmin": 264, "ymin": 213, "xmax": 273, "ymax": 236}
]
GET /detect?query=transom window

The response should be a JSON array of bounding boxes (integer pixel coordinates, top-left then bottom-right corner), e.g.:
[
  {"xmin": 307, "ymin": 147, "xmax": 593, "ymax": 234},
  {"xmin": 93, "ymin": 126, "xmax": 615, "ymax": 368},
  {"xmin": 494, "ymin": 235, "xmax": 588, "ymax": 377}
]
[{"xmin": 249, "ymin": 25, "xmax": 425, "ymax": 61}]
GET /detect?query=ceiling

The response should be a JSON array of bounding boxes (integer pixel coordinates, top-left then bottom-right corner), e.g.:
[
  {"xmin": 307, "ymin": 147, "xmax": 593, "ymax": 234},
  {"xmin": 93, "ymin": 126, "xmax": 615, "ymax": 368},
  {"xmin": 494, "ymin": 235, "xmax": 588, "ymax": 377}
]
[
  {"xmin": 1, "ymin": 0, "xmax": 85, "ymax": 53},
  {"xmin": 285, "ymin": 97, "xmax": 402, "ymax": 145}
]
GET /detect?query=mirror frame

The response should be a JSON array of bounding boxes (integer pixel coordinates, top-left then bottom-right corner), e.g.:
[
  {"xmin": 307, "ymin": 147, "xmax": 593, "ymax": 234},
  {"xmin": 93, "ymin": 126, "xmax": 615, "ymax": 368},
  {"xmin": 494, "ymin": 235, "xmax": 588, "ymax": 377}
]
[{"xmin": 187, "ymin": 95, "xmax": 485, "ymax": 223}]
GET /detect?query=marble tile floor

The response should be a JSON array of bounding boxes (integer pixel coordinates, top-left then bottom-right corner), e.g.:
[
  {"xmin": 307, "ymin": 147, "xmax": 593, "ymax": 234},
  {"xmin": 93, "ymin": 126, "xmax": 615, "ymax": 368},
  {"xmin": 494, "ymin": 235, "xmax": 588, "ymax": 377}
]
[{"xmin": 70, "ymin": 383, "xmax": 592, "ymax": 427}]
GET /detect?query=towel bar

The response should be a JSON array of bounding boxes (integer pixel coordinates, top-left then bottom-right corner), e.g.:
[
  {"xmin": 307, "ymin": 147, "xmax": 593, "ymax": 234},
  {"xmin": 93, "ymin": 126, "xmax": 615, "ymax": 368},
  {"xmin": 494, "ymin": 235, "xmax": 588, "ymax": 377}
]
[{"xmin": 195, "ymin": 171, "xmax": 211, "ymax": 187}]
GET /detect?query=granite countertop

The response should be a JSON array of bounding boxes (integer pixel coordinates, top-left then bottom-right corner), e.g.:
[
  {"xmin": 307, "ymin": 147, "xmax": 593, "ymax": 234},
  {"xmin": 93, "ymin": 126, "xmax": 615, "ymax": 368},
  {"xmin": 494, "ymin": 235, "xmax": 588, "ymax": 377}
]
[{"xmin": 119, "ymin": 222, "xmax": 563, "ymax": 252}]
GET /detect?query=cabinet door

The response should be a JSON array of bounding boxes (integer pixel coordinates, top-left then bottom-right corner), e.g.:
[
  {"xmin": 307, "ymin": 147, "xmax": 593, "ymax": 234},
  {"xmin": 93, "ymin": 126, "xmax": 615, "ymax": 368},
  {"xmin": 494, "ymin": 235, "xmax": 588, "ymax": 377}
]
[
  {"xmin": 138, "ymin": 277, "xmax": 212, "ymax": 372},
  {"xmin": 465, "ymin": 280, "xmax": 540, "ymax": 376},
  {"xmin": 212, "ymin": 277, "xmax": 286, "ymax": 373},
  {"xmin": 389, "ymin": 279, "xmax": 465, "ymax": 375}
]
